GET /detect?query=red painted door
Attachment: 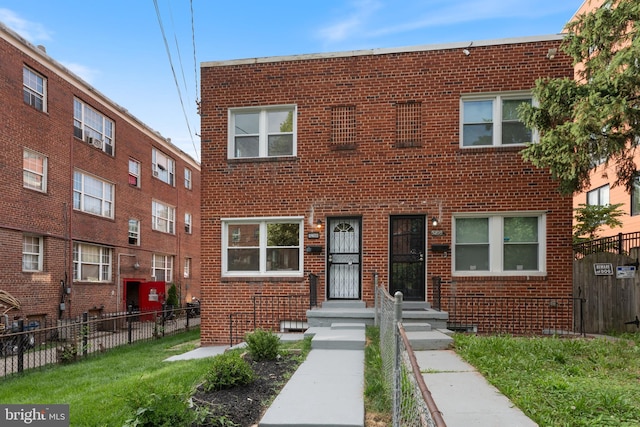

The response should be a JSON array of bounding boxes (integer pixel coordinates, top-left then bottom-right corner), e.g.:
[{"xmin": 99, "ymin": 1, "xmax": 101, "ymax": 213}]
[{"xmin": 138, "ymin": 281, "xmax": 164, "ymax": 320}]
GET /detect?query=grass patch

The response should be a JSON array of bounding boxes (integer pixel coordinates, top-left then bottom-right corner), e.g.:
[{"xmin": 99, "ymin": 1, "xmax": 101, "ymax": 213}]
[
  {"xmin": 364, "ymin": 326, "xmax": 392, "ymax": 425},
  {"xmin": 0, "ymin": 329, "xmax": 210, "ymax": 427},
  {"xmin": 454, "ymin": 333, "xmax": 640, "ymax": 427}
]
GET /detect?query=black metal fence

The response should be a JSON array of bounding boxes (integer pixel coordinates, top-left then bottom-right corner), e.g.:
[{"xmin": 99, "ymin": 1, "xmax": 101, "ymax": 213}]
[
  {"xmin": 574, "ymin": 231, "xmax": 640, "ymax": 259},
  {"xmin": 0, "ymin": 307, "xmax": 200, "ymax": 379},
  {"xmin": 444, "ymin": 296, "xmax": 584, "ymax": 336},
  {"xmin": 229, "ymin": 294, "xmax": 310, "ymax": 346}
]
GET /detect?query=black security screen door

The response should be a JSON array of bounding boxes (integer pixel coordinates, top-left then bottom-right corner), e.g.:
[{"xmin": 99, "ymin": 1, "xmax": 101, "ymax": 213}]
[{"xmin": 389, "ymin": 216, "xmax": 426, "ymax": 301}]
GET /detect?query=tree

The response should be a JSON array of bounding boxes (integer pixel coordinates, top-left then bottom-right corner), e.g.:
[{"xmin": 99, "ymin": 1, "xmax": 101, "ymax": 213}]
[
  {"xmin": 519, "ymin": 0, "xmax": 640, "ymax": 195},
  {"xmin": 573, "ymin": 202, "xmax": 624, "ymax": 242}
]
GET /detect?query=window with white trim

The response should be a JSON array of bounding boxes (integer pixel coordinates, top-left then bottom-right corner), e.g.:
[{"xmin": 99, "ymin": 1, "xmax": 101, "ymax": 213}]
[
  {"xmin": 23, "ymin": 148, "xmax": 47, "ymax": 192},
  {"xmin": 453, "ymin": 213, "xmax": 545, "ymax": 275},
  {"xmin": 461, "ymin": 94, "xmax": 534, "ymax": 147},
  {"xmin": 23, "ymin": 235, "xmax": 43, "ymax": 272},
  {"xmin": 184, "ymin": 167, "xmax": 192, "ymax": 189},
  {"xmin": 73, "ymin": 98, "xmax": 114, "ymax": 155},
  {"xmin": 73, "ymin": 242, "xmax": 112, "ymax": 282},
  {"xmin": 229, "ymin": 106, "xmax": 296, "ymax": 158},
  {"xmin": 128, "ymin": 219, "xmax": 140, "ymax": 245},
  {"xmin": 587, "ymin": 185, "xmax": 610, "ymax": 206},
  {"xmin": 184, "ymin": 257, "xmax": 191, "ymax": 278},
  {"xmin": 222, "ymin": 217, "xmax": 303, "ymax": 276},
  {"xmin": 152, "ymin": 200, "xmax": 175, "ymax": 234},
  {"xmin": 632, "ymin": 177, "xmax": 640, "ymax": 216},
  {"xmin": 152, "ymin": 148, "xmax": 175, "ymax": 186},
  {"xmin": 73, "ymin": 170, "xmax": 114, "ymax": 218},
  {"xmin": 23, "ymin": 66, "xmax": 46, "ymax": 111},
  {"xmin": 152, "ymin": 254, "xmax": 173, "ymax": 282},
  {"xmin": 129, "ymin": 159, "xmax": 141, "ymax": 187},
  {"xmin": 185, "ymin": 213, "xmax": 192, "ymax": 234}
]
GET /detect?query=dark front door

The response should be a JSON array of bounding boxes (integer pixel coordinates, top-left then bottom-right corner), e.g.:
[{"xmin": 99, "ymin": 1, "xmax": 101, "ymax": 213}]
[
  {"xmin": 389, "ymin": 216, "xmax": 426, "ymax": 301},
  {"xmin": 327, "ymin": 217, "xmax": 361, "ymax": 299}
]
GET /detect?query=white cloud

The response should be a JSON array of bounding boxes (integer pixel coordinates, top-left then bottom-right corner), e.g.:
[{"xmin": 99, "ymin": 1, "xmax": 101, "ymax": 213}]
[
  {"xmin": 60, "ymin": 62, "xmax": 99, "ymax": 85},
  {"xmin": 316, "ymin": 0, "xmax": 383, "ymax": 43},
  {"xmin": 317, "ymin": 0, "xmax": 574, "ymax": 44},
  {"xmin": 0, "ymin": 8, "xmax": 52, "ymax": 43}
]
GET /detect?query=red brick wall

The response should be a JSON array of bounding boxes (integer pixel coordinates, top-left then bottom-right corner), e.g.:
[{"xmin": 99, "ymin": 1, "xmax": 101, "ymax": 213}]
[
  {"xmin": 0, "ymin": 28, "xmax": 200, "ymax": 324},
  {"xmin": 200, "ymin": 38, "xmax": 575, "ymax": 344}
]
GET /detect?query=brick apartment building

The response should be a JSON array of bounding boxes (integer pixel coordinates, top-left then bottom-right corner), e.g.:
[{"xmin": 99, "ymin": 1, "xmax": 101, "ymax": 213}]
[
  {"xmin": 199, "ymin": 35, "xmax": 575, "ymax": 344},
  {"xmin": 0, "ymin": 23, "xmax": 200, "ymax": 327},
  {"xmin": 570, "ymin": 0, "xmax": 640, "ymax": 238}
]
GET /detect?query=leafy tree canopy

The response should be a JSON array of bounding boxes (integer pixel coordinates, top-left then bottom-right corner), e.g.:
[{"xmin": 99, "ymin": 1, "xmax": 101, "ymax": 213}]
[
  {"xmin": 573, "ymin": 202, "xmax": 624, "ymax": 242},
  {"xmin": 519, "ymin": 0, "xmax": 640, "ymax": 195}
]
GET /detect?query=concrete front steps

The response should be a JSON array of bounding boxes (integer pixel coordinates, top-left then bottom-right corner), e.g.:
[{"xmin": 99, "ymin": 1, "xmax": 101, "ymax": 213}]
[
  {"xmin": 306, "ymin": 300, "xmax": 449, "ymax": 330},
  {"xmin": 402, "ymin": 322, "xmax": 454, "ymax": 350}
]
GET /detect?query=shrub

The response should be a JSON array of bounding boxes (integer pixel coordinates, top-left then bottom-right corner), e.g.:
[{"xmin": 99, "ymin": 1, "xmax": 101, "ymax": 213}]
[
  {"xmin": 245, "ymin": 329, "xmax": 280, "ymax": 361},
  {"xmin": 203, "ymin": 351, "xmax": 255, "ymax": 392},
  {"xmin": 123, "ymin": 389, "xmax": 208, "ymax": 427}
]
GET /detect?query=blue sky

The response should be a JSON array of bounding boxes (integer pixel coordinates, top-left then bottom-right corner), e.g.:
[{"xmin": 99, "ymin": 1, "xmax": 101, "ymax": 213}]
[{"xmin": 1, "ymin": 1, "xmax": 583, "ymax": 162}]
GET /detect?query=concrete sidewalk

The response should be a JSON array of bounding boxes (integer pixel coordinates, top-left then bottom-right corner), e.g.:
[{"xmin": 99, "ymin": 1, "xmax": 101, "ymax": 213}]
[{"xmin": 415, "ymin": 349, "xmax": 537, "ymax": 427}]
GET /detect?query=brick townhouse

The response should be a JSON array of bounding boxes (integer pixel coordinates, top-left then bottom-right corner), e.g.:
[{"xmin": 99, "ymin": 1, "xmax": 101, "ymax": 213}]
[
  {"xmin": 0, "ymin": 23, "xmax": 201, "ymax": 327},
  {"xmin": 199, "ymin": 35, "xmax": 575, "ymax": 344}
]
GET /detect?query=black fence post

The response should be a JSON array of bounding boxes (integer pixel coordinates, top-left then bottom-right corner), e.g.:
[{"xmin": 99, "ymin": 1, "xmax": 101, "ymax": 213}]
[
  {"xmin": 17, "ymin": 319, "xmax": 24, "ymax": 373},
  {"xmin": 127, "ymin": 305, "xmax": 133, "ymax": 344},
  {"xmin": 309, "ymin": 273, "xmax": 318, "ymax": 309},
  {"xmin": 82, "ymin": 312, "xmax": 88, "ymax": 357},
  {"xmin": 432, "ymin": 276, "xmax": 441, "ymax": 311}
]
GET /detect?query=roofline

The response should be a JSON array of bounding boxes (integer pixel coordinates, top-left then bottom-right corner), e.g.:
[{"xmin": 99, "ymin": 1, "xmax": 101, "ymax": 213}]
[
  {"xmin": 0, "ymin": 22, "xmax": 200, "ymax": 168},
  {"xmin": 202, "ymin": 34, "xmax": 565, "ymax": 68}
]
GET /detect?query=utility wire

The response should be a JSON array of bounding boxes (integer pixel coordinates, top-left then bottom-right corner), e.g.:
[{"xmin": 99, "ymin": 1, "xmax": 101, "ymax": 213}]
[
  {"xmin": 190, "ymin": 0, "xmax": 199, "ymax": 110},
  {"xmin": 152, "ymin": 0, "xmax": 200, "ymax": 161}
]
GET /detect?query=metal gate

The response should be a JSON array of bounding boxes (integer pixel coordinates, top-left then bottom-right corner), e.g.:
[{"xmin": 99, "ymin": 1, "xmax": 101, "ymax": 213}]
[
  {"xmin": 327, "ymin": 217, "xmax": 361, "ymax": 299},
  {"xmin": 389, "ymin": 215, "xmax": 426, "ymax": 301}
]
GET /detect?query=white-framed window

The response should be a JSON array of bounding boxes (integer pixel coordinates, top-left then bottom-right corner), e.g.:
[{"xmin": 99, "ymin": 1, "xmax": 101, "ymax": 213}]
[
  {"xmin": 128, "ymin": 219, "xmax": 140, "ymax": 245},
  {"xmin": 152, "ymin": 254, "xmax": 173, "ymax": 282},
  {"xmin": 185, "ymin": 213, "xmax": 192, "ymax": 234},
  {"xmin": 73, "ymin": 242, "xmax": 112, "ymax": 282},
  {"xmin": 23, "ymin": 66, "xmax": 46, "ymax": 111},
  {"xmin": 228, "ymin": 105, "xmax": 296, "ymax": 158},
  {"xmin": 222, "ymin": 217, "xmax": 303, "ymax": 277},
  {"xmin": 23, "ymin": 235, "xmax": 43, "ymax": 272},
  {"xmin": 453, "ymin": 213, "xmax": 546, "ymax": 276},
  {"xmin": 587, "ymin": 185, "xmax": 610, "ymax": 206},
  {"xmin": 128, "ymin": 159, "xmax": 141, "ymax": 187},
  {"xmin": 152, "ymin": 200, "xmax": 175, "ymax": 234},
  {"xmin": 184, "ymin": 167, "xmax": 192, "ymax": 189},
  {"xmin": 184, "ymin": 257, "xmax": 191, "ymax": 278},
  {"xmin": 73, "ymin": 98, "xmax": 114, "ymax": 155},
  {"xmin": 23, "ymin": 148, "xmax": 47, "ymax": 192},
  {"xmin": 461, "ymin": 93, "xmax": 535, "ymax": 147},
  {"xmin": 632, "ymin": 178, "xmax": 640, "ymax": 216},
  {"xmin": 152, "ymin": 148, "xmax": 175, "ymax": 186},
  {"xmin": 73, "ymin": 170, "xmax": 114, "ymax": 218}
]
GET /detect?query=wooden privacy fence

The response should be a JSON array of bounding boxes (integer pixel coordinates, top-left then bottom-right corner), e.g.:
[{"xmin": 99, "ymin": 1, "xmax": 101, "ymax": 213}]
[{"xmin": 573, "ymin": 249, "xmax": 640, "ymax": 334}]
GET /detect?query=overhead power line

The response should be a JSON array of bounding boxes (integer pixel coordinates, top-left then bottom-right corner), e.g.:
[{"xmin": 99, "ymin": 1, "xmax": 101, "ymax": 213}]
[{"xmin": 152, "ymin": 0, "xmax": 200, "ymax": 161}]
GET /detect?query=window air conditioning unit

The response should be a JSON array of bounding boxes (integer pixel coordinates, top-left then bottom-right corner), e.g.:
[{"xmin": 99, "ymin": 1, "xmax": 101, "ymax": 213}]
[
  {"xmin": 153, "ymin": 170, "xmax": 159, "ymax": 177},
  {"xmin": 86, "ymin": 136, "xmax": 103, "ymax": 149}
]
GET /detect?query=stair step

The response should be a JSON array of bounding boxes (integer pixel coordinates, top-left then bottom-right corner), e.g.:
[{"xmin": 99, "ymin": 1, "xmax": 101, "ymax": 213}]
[
  {"xmin": 406, "ymin": 330, "xmax": 454, "ymax": 350},
  {"xmin": 402, "ymin": 322, "xmax": 432, "ymax": 332}
]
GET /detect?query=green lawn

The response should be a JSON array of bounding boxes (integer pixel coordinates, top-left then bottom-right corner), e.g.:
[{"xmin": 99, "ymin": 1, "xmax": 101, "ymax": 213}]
[
  {"xmin": 0, "ymin": 329, "xmax": 211, "ymax": 427},
  {"xmin": 454, "ymin": 333, "xmax": 640, "ymax": 427}
]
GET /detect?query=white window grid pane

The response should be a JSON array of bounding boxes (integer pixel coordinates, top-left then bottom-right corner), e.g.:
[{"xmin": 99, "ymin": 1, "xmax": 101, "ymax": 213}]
[
  {"xmin": 22, "ymin": 236, "xmax": 42, "ymax": 271},
  {"xmin": 462, "ymin": 95, "xmax": 533, "ymax": 147},
  {"xmin": 73, "ymin": 243, "xmax": 112, "ymax": 281},
  {"xmin": 23, "ymin": 149, "xmax": 47, "ymax": 191},
  {"xmin": 73, "ymin": 99, "xmax": 114, "ymax": 152},
  {"xmin": 73, "ymin": 171, "xmax": 114, "ymax": 218},
  {"xmin": 231, "ymin": 107, "xmax": 296, "ymax": 158},
  {"xmin": 23, "ymin": 67, "xmax": 45, "ymax": 110},
  {"xmin": 223, "ymin": 219, "xmax": 303, "ymax": 276}
]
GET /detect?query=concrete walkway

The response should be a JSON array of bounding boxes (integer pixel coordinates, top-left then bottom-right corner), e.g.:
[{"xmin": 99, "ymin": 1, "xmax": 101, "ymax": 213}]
[{"xmin": 166, "ymin": 325, "xmax": 537, "ymax": 427}]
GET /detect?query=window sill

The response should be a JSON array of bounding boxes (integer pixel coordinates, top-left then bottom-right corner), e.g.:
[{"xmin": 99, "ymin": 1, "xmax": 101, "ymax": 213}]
[
  {"xmin": 457, "ymin": 145, "xmax": 525, "ymax": 154},
  {"xmin": 222, "ymin": 275, "xmax": 304, "ymax": 283},
  {"xmin": 227, "ymin": 156, "xmax": 298, "ymax": 164},
  {"xmin": 452, "ymin": 274, "xmax": 548, "ymax": 281}
]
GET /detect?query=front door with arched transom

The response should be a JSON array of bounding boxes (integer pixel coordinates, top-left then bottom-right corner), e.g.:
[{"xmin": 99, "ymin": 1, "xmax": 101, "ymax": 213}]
[{"xmin": 327, "ymin": 217, "xmax": 361, "ymax": 299}]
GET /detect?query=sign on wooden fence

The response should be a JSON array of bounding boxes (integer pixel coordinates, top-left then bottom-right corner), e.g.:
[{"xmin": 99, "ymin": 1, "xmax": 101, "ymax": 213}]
[{"xmin": 593, "ymin": 263, "xmax": 613, "ymax": 276}]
